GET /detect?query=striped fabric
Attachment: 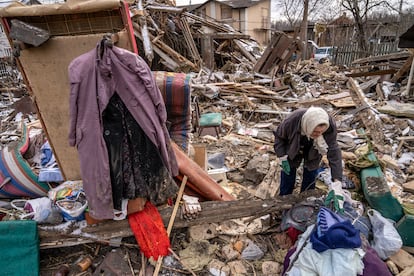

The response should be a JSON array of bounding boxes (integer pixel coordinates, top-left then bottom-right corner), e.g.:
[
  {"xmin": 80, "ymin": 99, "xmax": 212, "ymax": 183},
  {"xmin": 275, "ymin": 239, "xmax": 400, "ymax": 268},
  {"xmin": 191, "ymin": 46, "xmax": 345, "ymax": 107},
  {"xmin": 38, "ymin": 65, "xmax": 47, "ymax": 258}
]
[
  {"xmin": 0, "ymin": 123, "xmax": 49, "ymax": 199},
  {"xmin": 153, "ymin": 71, "xmax": 192, "ymax": 152}
]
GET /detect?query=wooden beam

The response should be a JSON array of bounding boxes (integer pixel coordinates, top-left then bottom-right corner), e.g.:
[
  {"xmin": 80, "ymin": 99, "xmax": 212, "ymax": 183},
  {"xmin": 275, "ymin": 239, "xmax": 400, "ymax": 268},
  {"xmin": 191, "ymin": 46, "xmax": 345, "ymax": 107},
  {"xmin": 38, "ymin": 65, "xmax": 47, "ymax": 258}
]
[
  {"xmin": 132, "ymin": 22, "xmax": 198, "ymax": 71},
  {"xmin": 234, "ymin": 39, "xmax": 257, "ymax": 64},
  {"xmin": 391, "ymin": 54, "xmax": 414, "ymax": 82},
  {"xmin": 38, "ymin": 190, "xmax": 323, "ymax": 249},
  {"xmin": 345, "ymin": 69, "xmax": 397, "ymax": 77},
  {"xmin": 348, "ymin": 77, "xmax": 389, "ymax": 153},
  {"xmin": 406, "ymin": 49, "xmax": 414, "ymax": 96},
  {"xmin": 178, "ymin": 17, "xmax": 202, "ymax": 66},
  {"xmin": 352, "ymin": 51, "xmax": 411, "ymax": 65}
]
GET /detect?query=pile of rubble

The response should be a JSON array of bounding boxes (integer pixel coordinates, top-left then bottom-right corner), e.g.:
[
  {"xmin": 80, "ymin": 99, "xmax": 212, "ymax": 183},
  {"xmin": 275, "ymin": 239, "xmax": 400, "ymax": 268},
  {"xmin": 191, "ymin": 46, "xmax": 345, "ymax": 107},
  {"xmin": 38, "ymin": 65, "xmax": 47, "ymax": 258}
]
[
  {"xmin": 5, "ymin": 56, "xmax": 411, "ymax": 275},
  {"xmin": 130, "ymin": 2, "xmax": 263, "ymax": 73},
  {"xmin": 1, "ymin": 1, "xmax": 414, "ymax": 274}
]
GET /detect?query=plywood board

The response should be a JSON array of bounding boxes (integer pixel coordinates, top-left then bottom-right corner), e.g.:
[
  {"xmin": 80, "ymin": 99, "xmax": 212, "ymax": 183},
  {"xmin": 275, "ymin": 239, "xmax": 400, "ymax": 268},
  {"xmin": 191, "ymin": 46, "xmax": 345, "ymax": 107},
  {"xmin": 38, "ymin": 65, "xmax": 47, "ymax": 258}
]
[
  {"xmin": 388, "ymin": 249, "xmax": 414, "ymax": 270},
  {"xmin": 19, "ymin": 31, "xmax": 132, "ymax": 179},
  {"xmin": 377, "ymin": 101, "xmax": 414, "ymax": 118},
  {"xmin": 329, "ymin": 97, "xmax": 356, "ymax": 107}
]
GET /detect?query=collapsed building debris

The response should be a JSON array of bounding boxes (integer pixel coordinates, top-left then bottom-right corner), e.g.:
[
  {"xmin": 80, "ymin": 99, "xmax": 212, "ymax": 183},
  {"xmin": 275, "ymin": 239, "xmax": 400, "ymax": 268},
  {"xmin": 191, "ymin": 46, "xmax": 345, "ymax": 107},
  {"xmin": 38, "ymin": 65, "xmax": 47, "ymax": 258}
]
[
  {"xmin": 131, "ymin": 3, "xmax": 261, "ymax": 72},
  {"xmin": 0, "ymin": 0, "xmax": 414, "ymax": 275}
]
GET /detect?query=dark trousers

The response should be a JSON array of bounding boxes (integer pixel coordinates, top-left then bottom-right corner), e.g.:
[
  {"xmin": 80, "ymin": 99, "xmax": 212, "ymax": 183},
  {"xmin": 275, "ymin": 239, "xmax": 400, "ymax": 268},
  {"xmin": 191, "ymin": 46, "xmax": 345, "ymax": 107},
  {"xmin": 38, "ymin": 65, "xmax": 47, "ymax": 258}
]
[{"xmin": 279, "ymin": 166, "xmax": 318, "ymax": 195}]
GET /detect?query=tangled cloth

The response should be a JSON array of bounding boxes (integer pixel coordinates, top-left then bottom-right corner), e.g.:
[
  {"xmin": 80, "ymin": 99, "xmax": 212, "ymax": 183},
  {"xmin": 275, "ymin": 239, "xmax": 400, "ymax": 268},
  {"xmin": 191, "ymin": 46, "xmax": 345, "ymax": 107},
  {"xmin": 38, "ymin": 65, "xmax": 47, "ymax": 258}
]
[{"xmin": 301, "ymin": 107, "xmax": 330, "ymax": 155}]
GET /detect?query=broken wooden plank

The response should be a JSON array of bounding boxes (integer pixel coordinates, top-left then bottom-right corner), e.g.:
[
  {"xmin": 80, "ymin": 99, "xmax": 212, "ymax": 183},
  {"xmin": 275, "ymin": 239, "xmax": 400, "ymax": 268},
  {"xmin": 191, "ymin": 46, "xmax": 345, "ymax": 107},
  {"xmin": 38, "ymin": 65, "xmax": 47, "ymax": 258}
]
[
  {"xmin": 388, "ymin": 249, "xmax": 414, "ymax": 271},
  {"xmin": 229, "ymin": 132, "xmax": 274, "ymax": 145},
  {"xmin": 219, "ymin": 88, "xmax": 297, "ymax": 102},
  {"xmin": 234, "ymin": 39, "xmax": 257, "ymax": 64},
  {"xmin": 406, "ymin": 49, "xmax": 414, "ymax": 96},
  {"xmin": 255, "ymin": 161, "xmax": 280, "ymax": 199},
  {"xmin": 392, "ymin": 54, "xmax": 414, "ymax": 82},
  {"xmin": 132, "ymin": 22, "xmax": 198, "ymax": 71},
  {"xmin": 359, "ymin": 76, "xmax": 381, "ymax": 93},
  {"xmin": 398, "ymin": 265, "xmax": 414, "ymax": 276},
  {"xmin": 348, "ymin": 77, "xmax": 389, "ymax": 153},
  {"xmin": 321, "ymin": 91, "xmax": 356, "ymax": 107},
  {"xmin": 322, "ymin": 91, "xmax": 351, "ymax": 100},
  {"xmin": 397, "ymin": 136, "xmax": 414, "ymax": 141},
  {"xmin": 377, "ymin": 101, "xmax": 414, "ymax": 118},
  {"xmin": 254, "ymin": 33, "xmax": 281, "ymax": 73},
  {"xmin": 133, "ymin": 27, "xmax": 179, "ymax": 71},
  {"xmin": 183, "ymin": 12, "xmax": 230, "ymax": 33},
  {"xmin": 192, "ymin": 33, "xmax": 250, "ymax": 40},
  {"xmin": 38, "ymin": 190, "xmax": 323, "ymax": 249},
  {"xmin": 329, "ymin": 97, "xmax": 356, "ymax": 108},
  {"xmin": 345, "ymin": 69, "xmax": 397, "ymax": 77},
  {"xmin": 375, "ymin": 84, "xmax": 385, "ymax": 101},
  {"xmin": 177, "ymin": 17, "xmax": 202, "ymax": 66},
  {"xmin": 145, "ymin": 4, "xmax": 185, "ymax": 13},
  {"xmin": 352, "ymin": 51, "xmax": 411, "ymax": 65},
  {"xmin": 261, "ymin": 35, "xmax": 293, "ymax": 74},
  {"xmin": 403, "ymin": 180, "xmax": 414, "ymax": 193}
]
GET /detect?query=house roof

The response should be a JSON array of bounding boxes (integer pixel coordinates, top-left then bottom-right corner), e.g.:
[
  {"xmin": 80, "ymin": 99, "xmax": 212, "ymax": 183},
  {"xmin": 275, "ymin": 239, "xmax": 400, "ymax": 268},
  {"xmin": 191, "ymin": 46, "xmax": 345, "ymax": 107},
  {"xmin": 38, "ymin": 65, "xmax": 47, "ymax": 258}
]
[
  {"xmin": 177, "ymin": 2, "xmax": 205, "ymax": 12},
  {"xmin": 399, "ymin": 23, "xmax": 414, "ymax": 48},
  {"xmin": 329, "ymin": 13, "xmax": 353, "ymax": 26},
  {"xmin": 180, "ymin": 0, "xmax": 265, "ymax": 10},
  {"xmin": 219, "ymin": 0, "xmax": 265, "ymax": 9}
]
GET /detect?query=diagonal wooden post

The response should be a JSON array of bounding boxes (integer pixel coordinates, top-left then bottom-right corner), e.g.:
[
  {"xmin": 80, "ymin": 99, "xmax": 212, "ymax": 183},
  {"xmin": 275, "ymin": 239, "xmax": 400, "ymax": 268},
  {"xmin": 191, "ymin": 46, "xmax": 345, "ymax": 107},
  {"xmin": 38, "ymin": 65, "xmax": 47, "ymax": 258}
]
[
  {"xmin": 153, "ymin": 175, "xmax": 188, "ymax": 276},
  {"xmin": 406, "ymin": 49, "xmax": 414, "ymax": 97}
]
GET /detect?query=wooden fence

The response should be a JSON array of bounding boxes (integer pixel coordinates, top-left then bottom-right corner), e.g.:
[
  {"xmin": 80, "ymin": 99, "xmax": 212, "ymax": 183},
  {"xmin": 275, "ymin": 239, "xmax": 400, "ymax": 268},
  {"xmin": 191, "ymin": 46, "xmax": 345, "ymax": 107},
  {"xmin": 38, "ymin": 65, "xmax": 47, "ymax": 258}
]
[
  {"xmin": 0, "ymin": 60, "xmax": 9, "ymax": 78},
  {"xmin": 333, "ymin": 42, "xmax": 400, "ymax": 66}
]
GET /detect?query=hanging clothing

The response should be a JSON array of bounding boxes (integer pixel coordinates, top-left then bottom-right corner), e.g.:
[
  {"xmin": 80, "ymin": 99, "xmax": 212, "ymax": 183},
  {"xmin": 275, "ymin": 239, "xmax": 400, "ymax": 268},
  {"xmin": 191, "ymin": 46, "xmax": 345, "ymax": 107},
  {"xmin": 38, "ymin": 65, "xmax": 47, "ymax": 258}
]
[
  {"xmin": 102, "ymin": 93, "xmax": 177, "ymax": 210},
  {"xmin": 68, "ymin": 41, "xmax": 178, "ymax": 219}
]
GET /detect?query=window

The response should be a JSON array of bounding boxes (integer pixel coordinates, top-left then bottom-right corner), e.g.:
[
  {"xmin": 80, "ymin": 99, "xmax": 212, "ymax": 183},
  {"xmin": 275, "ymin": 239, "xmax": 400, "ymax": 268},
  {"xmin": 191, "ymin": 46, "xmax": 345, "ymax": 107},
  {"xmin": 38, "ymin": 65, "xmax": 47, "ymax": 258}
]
[
  {"xmin": 221, "ymin": 5, "xmax": 232, "ymax": 20},
  {"xmin": 315, "ymin": 48, "xmax": 328, "ymax": 54}
]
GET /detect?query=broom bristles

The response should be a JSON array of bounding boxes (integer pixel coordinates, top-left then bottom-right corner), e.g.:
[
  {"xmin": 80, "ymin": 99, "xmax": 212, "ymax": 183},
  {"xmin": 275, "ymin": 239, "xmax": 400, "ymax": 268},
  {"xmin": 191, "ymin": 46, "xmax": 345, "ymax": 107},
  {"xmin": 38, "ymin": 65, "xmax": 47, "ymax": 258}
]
[{"xmin": 128, "ymin": 201, "xmax": 170, "ymax": 260}]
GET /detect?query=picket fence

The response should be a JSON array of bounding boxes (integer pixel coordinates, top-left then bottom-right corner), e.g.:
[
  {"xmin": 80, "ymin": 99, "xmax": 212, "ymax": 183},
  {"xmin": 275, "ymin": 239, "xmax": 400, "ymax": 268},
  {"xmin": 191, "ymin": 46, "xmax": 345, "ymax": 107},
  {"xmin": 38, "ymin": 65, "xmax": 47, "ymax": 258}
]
[{"xmin": 333, "ymin": 42, "xmax": 400, "ymax": 66}]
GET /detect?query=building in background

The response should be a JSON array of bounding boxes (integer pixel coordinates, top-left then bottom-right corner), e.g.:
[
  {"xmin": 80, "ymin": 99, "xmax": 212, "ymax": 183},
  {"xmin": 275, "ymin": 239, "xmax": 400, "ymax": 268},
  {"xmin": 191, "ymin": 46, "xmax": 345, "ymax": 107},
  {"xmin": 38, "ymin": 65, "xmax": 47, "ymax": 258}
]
[{"xmin": 183, "ymin": 0, "xmax": 272, "ymax": 46}]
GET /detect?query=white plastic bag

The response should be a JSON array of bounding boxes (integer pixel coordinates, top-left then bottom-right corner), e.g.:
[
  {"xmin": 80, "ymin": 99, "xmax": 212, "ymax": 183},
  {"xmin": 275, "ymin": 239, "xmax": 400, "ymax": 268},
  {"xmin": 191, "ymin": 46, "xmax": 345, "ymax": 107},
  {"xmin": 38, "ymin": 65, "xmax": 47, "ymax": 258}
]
[{"xmin": 367, "ymin": 209, "xmax": 402, "ymax": 259}]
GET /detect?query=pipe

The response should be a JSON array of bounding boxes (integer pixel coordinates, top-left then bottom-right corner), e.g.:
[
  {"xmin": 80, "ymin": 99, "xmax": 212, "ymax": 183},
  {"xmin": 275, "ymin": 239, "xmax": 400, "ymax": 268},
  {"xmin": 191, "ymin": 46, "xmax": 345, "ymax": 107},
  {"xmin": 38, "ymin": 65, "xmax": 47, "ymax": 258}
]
[{"xmin": 171, "ymin": 142, "xmax": 235, "ymax": 201}]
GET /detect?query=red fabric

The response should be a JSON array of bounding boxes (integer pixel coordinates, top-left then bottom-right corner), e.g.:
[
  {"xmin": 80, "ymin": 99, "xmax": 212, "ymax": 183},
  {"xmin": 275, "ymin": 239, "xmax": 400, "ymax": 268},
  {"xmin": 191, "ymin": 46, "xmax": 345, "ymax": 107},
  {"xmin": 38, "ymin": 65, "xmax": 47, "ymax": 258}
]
[
  {"xmin": 128, "ymin": 201, "xmax": 170, "ymax": 260},
  {"xmin": 286, "ymin": 227, "xmax": 303, "ymax": 244}
]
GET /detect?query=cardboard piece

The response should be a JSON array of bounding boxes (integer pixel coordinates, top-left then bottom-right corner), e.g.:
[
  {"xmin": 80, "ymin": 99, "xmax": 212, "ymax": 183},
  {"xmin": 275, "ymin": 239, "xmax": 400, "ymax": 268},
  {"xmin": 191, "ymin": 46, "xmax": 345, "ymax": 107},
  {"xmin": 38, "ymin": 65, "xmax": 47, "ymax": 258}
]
[
  {"xmin": 0, "ymin": 0, "xmax": 136, "ymax": 180},
  {"xmin": 192, "ymin": 144, "xmax": 207, "ymax": 171},
  {"xmin": 17, "ymin": 31, "xmax": 132, "ymax": 180},
  {"xmin": 0, "ymin": 0, "xmax": 132, "ymax": 17}
]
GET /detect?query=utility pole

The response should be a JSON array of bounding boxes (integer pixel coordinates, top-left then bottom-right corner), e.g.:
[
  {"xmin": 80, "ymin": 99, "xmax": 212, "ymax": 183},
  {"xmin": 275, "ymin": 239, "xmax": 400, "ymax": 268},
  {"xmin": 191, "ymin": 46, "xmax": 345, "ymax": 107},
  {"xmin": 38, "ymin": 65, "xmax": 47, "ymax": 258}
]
[{"xmin": 300, "ymin": 0, "xmax": 309, "ymax": 59}]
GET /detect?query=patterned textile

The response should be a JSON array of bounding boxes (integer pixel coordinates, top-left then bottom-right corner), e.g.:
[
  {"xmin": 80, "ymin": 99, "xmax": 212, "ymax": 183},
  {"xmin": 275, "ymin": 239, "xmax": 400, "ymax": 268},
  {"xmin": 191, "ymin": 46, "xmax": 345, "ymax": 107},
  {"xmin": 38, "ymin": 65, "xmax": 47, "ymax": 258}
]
[
  {"xmin": 0, "ymin": 123, "xmax": 49, "ymax": 198},
  {"xmin": 153, "ymin": 71, "xmax": 192, "ymax": 152},
  {"xmin": 103, "ymin": 93, "xmax": 177, "ymax": 210}
]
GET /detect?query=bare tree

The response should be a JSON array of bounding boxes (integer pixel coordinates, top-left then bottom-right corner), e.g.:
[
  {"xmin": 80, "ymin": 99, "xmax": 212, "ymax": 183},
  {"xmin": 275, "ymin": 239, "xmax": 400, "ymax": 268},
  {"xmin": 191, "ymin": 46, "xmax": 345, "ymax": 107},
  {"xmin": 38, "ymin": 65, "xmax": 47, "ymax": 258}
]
[
  {"xmin": 275, "ymin": 0, "xmax": 333, "ymax": 29},
  {"xmin": 340, "ymin": 0, "xmax": 397, "ymax": 55}
]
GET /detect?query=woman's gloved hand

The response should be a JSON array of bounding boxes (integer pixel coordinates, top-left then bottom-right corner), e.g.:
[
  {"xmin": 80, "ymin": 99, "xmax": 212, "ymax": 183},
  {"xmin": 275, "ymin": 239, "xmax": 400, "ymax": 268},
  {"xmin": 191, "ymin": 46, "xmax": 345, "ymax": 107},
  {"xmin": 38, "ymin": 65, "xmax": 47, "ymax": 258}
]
[
  {"xmin": 279, "ymin": 155, "xmax": 290, "ymax": 175},
  {"xmin": 325, "ymin": 180, "xmax": 345, "ymax": 213}
]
